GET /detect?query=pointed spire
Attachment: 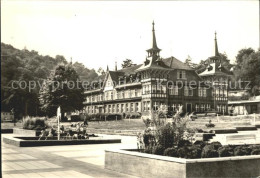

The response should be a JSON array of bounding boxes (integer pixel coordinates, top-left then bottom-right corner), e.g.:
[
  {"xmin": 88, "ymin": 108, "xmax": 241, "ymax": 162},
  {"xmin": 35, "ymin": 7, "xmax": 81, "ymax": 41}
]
[
  {"xmin": 115, "ymin": 61, "xmax": 117, "ymax": 71},
  {"xmin": 152, "ymin": 21, "xmax": 159, "ymax": 49},
  {"xmin": 106, "ymin": 65, "xmax": 109, "ymax": 72},
  {"xmin": 146, "ymin": 21, "xmax": 161, "ymax": 59},
  {"xmin": 214, "ymin": 31, "xmax": 219, "ymax": 56},
  {"xmin": 70, "ymin": 57, "xmax": 73, "ymax": 65}
]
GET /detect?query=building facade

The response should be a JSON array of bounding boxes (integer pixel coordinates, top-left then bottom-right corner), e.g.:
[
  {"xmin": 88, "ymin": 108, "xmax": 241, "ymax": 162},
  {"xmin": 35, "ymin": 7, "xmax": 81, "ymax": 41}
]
[
  {"xmin": 84, "ymin": 23, "xmax": 230, "ymax": 116},
  {"xmin": 198, "ymin": 32, "xmax": 233, "ymax": 114}
]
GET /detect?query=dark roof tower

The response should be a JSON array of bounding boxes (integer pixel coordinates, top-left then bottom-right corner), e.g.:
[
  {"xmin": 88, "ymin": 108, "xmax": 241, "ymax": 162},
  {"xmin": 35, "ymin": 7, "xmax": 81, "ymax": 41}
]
[{"xmin": 146, "ymin": 21, "xmax": 161, "ymax": 61}]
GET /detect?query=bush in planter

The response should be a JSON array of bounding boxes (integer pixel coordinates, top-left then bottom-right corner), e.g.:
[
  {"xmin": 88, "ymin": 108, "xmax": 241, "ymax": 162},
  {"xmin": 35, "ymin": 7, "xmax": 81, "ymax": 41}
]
[
  {"xmin": 251, "ymin": 148, "xmax": 260, "ymax": 155},
  {"xmin": 194, "ymin": 141, "xmax": 206, "ymax": 149},
  {"xmin": 157, "ymin": 123, "xmax": 175, "ymax": 148},
  {"xmin": 164, "ymin": 147, "xmax": 178, "ymax": 157},
  {"xmin": 152, "ymin": 145, "xmax": 165, "ymax": 155},
  {"xmin": 201, "ymin": 145, "xmax": 219, "ymax": 158},
  {"xmin": 144, "ymin": 145, "xmax": 153, "ymax": 154},
  {"xmin": 218, "ymin": 146, "xmax": 234, "ymax": 157},
  {"xmin": 234, "ymin": 145, "xmax": 252, "ymax": 156},
  {"xmin": 249, "ymin": 145, "xmax": 260, "ymax": 155},
  {"xmin": 177, "ymin": 145, "xmax": 202, "ymax": 159},
  {"xmin": 188, "ymin": 145, "xmax": 202, "ymax": 159},
  {"xmin": 177, "ymin": 146, "xmax": 189, "ymax": 158},
  {"xmin": 210, "ymin": 142, "xmax": 222, "ymax": 150},
  {"xmin": 178, "ymin": 140, "xmax": 192, "ymax": 148}
]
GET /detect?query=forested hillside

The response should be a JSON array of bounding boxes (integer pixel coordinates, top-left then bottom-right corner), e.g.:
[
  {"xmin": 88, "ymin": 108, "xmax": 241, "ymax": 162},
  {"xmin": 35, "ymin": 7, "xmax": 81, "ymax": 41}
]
[{"xmin": 1, "ymin": 43, "xmax": 98, "ymax": 118}]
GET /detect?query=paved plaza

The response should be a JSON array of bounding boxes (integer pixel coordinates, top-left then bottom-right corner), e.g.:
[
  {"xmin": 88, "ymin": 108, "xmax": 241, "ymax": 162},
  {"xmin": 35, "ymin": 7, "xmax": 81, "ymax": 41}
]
[{"xmin": 1, "ymin": 134, "xmax": 138, "ymax": 178}]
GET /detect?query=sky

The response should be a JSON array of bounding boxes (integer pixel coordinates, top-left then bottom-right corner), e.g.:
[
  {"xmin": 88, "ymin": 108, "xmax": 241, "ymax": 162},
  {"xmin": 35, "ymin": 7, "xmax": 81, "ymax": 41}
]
[{"xmin": 2, "ymin": 0, "xmax": 259, "ymax": 71}]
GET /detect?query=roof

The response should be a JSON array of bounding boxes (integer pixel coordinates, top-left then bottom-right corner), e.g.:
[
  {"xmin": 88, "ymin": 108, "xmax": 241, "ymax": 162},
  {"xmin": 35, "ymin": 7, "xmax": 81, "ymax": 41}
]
[
  {"xmin": 136, "ymin": 57, "xmax": 174, "ymax": 72},
  {"xmin": 117, "ymin": 64, "xmax": 142, "ymax": 75},
  {"xmin": 199, "ymin": 63, "xmax": 233, "ymax": 77},
  {"xmin": 162, "ymin": 56, "xmax": 193, "ymax": 70}
]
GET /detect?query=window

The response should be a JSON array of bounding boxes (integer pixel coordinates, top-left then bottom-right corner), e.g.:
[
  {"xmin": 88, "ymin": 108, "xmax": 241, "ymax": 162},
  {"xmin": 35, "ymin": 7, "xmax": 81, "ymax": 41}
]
[
  {"xmin": 177, "ymin": 71, "xmax": 186, "ymax": 79},
  {"xmin": 185, "ymin": 86, "xmax": 193, "ymax": 96},
  {"xmin": 122, "ymin": 91, "xmax": 125, "ymax": 98},
  {"xmin": 111, "ymin": 91, "xmax": 114, "ymax": 100},
  {"xmin": 117, "ymin": 104, "xmax": 120, "ymax": 113},
  {"xmin": 135, "ymin": 89, "xmax": 138, "ymax": 97},
  {"xmin": 117, "ymin": 91, "xmax": 120, "ymax": 99},
  {"xmin": 135, "ymin": 103, "xmax": 139, "ymax": 112},
  {"xmin": 121, "ymin": 104, "xmax": 124, "ymax": 112},
  {"xmin": 152, "ymin": 85, "xmax": 156, "ymax": 93},
  {"xmin": 184, "ymin": 86, "xmax": 189, "ymax": 96},
  {"xmin": 143, "ymin": 102, "xmax": 146, "ymax": 111},
  {"xmin": 153, "ymin": 102, "xmax": 159, "ymax": 111},
  {"xmin": 189, "ymin": 88, "xmax": 193, "ymax": 96},
  {"xmin": 199, "ymin": 87, "xmax": 207, "ymax": 97},
  {"xmin": 201, "ymin": 104, "xmax": 205, "ymax": 111},
  {"xmin": 162, "ymin": 85, "xmax": 166, "ymax": 94},
  {"xmin": 147, "ymin": 101, "xmax": 150, "ymax": 111},
  {"xmin": 173, "ymin": 104, "xmax": 177, "ymax": 111},
  {"xmin": 129, "ymin": 90, "xmax": 132, "ymax": 98},
  {"xmin": 131, "ymin": 103, "xmax": 134, "ymax": 112},
  {"xmin": 105, "ymin": 92, "xmax": 108, "ymax": 100},
  {"xmin": 108, "ymin": 105, "xmax": 111, "ymax": 113},
  {"xmin": 195, "ymin": 104, "xmax": 199, "ymax": 112},
  {"xmin": 112, "ymin": 105, "xmax": 115, "ymax": 113},
  {"xmin": 126, "ymin": 103, "xmax": 129, "ymax": 112},
  {"xmin": 169, "ymin": 86, "xmax": 178, "ymax": 95},
  {"xmin": 206, "ymin": 104, "xmax": 211, "ymax": 111}
]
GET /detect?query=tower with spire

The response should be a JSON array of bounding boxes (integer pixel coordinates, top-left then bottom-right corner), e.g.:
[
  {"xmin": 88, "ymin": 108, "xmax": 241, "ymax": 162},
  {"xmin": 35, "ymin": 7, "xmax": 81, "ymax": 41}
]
[{"xmin": 146, "ymin": 21, "xmax": 161, "ymax": 62}]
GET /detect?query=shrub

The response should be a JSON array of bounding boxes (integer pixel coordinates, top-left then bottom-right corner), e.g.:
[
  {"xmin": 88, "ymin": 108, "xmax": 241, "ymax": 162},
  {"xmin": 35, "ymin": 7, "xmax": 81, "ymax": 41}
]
[
  {"xmin": 210, "ymin": 142, "xmax": 222, "ymax": 150},
  {"xmin": 218, "ymin": 146, "xmax": 234, "ymax": 157},
  {"xmin": 152, "ymin": 145, "xmax": 165, "ymax": 155},
  {"xmin": 23, "ymin": 117, "xmax": 48, "ymax": 130},
  {"xmin": 194, "ymin": 141, "xmax": 206, "ymax": 149},
  {"xmin": 164, "ymin": 147, "xmax": 178, "ymax": 157},
  {"xmin": 250, "ymin": 145, "xmax": 260, "ymax": 155},
  {"xmin": 144, "ymin": 146, "xmax": 153, "ymax": 154},
  {"xmin": 201, "ymin": 145, "xmax": 219, "ymax": 158},
  {"xmin": 188, "ymin": 145, "xmax": 202, "ymax": 159},
  {"xmin": 234, "ymin": 145, "xmax": 252, "ymax": 156},
  {"xmin": 177, "ymin": 146, "xmax": 189, "ymax": 158},
  {"xmin": 157, "ymin": 124, "xmax": 175, "ymax": 149},
  {"xmin": 178, "ymin": 140, "xmax": 192, "ymax": 148},
  {"xmin": 143, "ymin": 132, "xmax": 156, "ymax": 148},
  {"xmin": 251, "ymin": 149, "xmax": 260, "ymax": 155}
]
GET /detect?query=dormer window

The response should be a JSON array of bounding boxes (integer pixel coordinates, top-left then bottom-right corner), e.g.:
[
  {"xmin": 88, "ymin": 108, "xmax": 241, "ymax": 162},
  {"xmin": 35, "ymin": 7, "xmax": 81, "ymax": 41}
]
[{"xmin": 177, "ymin": 70, "xmax": 186, "ymax": 79}]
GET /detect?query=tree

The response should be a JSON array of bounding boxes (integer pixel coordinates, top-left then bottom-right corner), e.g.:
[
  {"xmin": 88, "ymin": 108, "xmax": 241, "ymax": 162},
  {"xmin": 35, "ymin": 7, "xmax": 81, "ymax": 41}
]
[
  {"xmin": 235, "ymin": 48, "xmax": 255, "ymax": 69},
  {"xmin": 73, "ymin": 62, "xmax": 98, "ymax": 82},
  {"xmin": 97, "ymin": 67, "xmax": 105, "ymax": 76},
  {"xmin": 39, "ymin": 64, "xmax": 85, "ymax": 117},
  {"xmin": 121, "ymin": 59, "xmax": 134, "ymax": 68},
  {"xmin": 233, "ymin": 48, "xmax": 260, "ymax": 95}
]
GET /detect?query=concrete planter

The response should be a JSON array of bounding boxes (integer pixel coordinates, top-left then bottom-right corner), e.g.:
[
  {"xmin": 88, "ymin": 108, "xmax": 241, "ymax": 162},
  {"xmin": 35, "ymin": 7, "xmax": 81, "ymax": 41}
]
[
  {"xmin": 13, "ymin": 128, "xmax": 41, "ymax": 136},
  {"xmin": 105, "ymin": 149, "xmax": 260, "ymax": 178},
  {"xmin": 3, "ymin": 135, "xmax": 121, "ymax": 147}
]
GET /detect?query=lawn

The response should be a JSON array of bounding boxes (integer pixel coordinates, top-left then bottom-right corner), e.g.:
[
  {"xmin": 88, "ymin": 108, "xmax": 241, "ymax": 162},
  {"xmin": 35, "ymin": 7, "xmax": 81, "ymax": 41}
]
[{"xmin": 2, "ymin": 114, "xmax": 259, "ymax": 133}]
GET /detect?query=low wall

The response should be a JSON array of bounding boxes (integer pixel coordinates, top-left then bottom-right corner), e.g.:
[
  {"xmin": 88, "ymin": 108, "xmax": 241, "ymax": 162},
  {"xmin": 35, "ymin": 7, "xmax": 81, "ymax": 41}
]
[
  {"xmin": 3, "ymin": 135, "xmax": 121, "ymax": 147},
  {"xmin": 105, "ymin": 149, "xmax": 260, "ymax": 178},
  {"xmin": 13, "ymin": 128, "xmax": 41, "ymax": 136}
]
